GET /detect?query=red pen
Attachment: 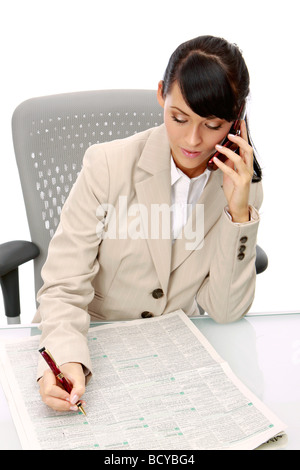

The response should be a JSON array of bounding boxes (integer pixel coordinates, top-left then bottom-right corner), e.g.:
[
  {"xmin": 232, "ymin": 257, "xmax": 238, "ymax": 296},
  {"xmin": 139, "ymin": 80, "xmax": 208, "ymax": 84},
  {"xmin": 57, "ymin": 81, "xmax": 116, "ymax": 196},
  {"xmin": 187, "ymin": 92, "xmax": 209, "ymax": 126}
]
[{"xmin": 39, "ymin": 347, "xmax": 86, "ymax": 415}]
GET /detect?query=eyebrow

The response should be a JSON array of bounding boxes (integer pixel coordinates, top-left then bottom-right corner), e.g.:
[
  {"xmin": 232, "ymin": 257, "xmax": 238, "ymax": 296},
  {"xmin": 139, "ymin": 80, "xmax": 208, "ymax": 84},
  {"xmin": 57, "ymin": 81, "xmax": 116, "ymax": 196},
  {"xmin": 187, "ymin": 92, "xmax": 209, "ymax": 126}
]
[
  {"xmin": 170, "ymin": 106, "xmax": 190, "ymax": 116},
  {"xmin": 170, "ymin": 106, "xmax": 222, "ymax": 121}
]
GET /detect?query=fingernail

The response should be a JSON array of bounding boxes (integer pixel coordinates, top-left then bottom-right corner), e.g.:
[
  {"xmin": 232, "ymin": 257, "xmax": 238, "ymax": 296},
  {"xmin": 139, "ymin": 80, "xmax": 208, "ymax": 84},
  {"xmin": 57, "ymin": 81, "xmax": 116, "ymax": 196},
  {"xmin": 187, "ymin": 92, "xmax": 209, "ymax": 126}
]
[
  {"xmin": 215, "ymin": 144, "xmax": 222, "ymax": 149},
  {"xmin": 70, "ymin": 405, "xmax": 78, "ymax": 411},
  {"xmin": 71, "ymin": 394, "xmax": 79, "ymax": 405},
  {"xmin": 228, "ymin": 133, "xmax": 236, "ymax": 138}
]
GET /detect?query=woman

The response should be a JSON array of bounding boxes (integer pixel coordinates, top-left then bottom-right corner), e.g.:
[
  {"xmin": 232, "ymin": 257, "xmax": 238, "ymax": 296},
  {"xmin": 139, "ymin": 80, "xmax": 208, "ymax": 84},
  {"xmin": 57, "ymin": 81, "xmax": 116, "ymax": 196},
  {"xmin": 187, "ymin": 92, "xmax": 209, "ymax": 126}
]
[{"xmin": 36, "ymin": 35, "xmax": 263, "ymax": 412}]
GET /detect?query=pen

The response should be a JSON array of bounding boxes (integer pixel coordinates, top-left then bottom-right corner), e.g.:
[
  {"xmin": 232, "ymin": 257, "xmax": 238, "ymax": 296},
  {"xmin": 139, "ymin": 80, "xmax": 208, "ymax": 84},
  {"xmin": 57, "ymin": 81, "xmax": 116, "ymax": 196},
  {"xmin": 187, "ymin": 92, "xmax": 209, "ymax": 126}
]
[{"xmin": 39, "ymin": 347, "xmax": 86, "ymax": 416}]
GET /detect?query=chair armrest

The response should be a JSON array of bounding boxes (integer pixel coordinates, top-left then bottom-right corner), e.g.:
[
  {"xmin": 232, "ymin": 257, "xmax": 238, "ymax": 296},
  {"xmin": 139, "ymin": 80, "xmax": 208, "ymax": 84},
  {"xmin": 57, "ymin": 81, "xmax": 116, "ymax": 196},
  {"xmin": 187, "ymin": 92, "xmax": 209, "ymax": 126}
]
[
  {"xmin": 255, "ymin": 245, "xmax": 268, "ymax": 274},
  {"xmin": 0, "ymin": 240, "xmax": 40, "ymax": 323},
  {"xmin": 0, "ymin": 240, "xmax": 40, "ymax": 276}
]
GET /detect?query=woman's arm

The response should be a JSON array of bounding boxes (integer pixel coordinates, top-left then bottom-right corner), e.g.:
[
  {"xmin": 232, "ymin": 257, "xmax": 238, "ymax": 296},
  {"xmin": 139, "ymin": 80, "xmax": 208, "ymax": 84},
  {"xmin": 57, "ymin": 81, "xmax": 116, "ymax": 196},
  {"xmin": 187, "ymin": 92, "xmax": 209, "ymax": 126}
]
[
  {"xmin": 196, "ymin": 203, "xmax": 260, "ymax": 323},
  {"xmin": 197, "ymin": 122, "xmax": 263, "ymax": 322},
  {"xmin": 213, "ymin": 120, "xmax": 254, "ymax": 223},
  {"xmin": 35, "ymin": 144, "xmax": 109, "ymax": 381}
]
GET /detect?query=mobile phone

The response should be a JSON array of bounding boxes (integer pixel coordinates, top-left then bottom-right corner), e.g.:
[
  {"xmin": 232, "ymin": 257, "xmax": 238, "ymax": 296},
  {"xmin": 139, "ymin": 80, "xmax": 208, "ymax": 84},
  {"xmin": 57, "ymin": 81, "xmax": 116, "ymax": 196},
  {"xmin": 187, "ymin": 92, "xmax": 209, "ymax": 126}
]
[{"xmin": 206, "ymin": 104, "xmax": 247, "ymax": 171}]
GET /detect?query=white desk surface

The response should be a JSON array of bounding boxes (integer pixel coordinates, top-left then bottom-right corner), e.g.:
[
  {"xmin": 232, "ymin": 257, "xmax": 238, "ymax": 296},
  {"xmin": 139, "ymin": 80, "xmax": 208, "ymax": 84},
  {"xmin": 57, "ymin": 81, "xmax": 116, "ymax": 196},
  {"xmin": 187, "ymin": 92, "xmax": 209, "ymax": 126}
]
[{"xmin": 0, "ymin": 313, "xmax": 299, "ymax": 450}]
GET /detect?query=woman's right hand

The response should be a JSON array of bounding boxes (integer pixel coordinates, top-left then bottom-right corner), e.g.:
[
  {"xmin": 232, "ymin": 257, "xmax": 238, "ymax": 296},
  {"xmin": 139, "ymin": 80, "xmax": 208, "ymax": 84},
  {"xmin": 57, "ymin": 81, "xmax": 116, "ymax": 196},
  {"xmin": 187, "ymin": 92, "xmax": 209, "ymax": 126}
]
[{"xmin": 39, "ymin": 362, "xmax": 86, "ymax": 412}]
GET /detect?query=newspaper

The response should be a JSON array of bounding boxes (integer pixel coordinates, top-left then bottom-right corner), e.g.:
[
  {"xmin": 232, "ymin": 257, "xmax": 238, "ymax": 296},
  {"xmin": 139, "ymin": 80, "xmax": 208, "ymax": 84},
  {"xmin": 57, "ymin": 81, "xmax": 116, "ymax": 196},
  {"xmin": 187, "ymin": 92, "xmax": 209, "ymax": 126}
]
[{"xmin": 0, "ymin": 310, "xmax": 287, "ymax": 450}]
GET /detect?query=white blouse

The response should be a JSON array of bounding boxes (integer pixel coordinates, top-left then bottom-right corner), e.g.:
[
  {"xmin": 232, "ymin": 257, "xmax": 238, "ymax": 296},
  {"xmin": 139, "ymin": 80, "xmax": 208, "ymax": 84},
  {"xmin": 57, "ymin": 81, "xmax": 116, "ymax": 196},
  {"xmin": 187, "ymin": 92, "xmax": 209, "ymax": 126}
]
[{"xmin": 170, "ymin": 156, "xmax": 210, "ymax": 241}]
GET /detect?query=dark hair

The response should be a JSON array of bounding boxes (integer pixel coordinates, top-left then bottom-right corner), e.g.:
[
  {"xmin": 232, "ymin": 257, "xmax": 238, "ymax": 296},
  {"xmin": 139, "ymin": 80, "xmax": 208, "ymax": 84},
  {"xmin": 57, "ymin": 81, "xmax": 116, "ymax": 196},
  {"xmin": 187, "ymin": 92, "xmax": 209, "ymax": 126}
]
[{"xmin": 162, "ymin": 35, "xmax": 262, "ymax": 181}]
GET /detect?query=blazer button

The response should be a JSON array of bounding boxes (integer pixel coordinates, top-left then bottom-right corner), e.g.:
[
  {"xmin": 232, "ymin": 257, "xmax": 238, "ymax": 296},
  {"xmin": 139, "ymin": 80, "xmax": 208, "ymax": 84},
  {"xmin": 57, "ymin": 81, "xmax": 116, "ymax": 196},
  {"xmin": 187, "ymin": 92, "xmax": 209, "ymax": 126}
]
[
  {"xmin": 239, "ymin": 245, "xmax": 246, "ymax": 253},
  {"xmin": 152, "ymin": 288, "xmax": 164, "ymax": 299},
  {"xmin": 240, "ymin": 236, "xmax": 248, "ymax": 244},
  {"xmin": 141, "ymin": 311, "xmax": 153, "ymax": 318},
  {"xmin": 237, "ymin": 253, "xmax": 245, "ymax": 260}
]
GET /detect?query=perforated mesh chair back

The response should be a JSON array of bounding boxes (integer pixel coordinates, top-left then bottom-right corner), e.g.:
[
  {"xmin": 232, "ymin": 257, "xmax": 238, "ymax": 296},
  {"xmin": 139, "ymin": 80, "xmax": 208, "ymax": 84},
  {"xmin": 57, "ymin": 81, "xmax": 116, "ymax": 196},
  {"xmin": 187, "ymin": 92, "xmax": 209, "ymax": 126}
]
[{"xmin": 12, "ymin": 90, "xmax": 163, "ymax": 297}]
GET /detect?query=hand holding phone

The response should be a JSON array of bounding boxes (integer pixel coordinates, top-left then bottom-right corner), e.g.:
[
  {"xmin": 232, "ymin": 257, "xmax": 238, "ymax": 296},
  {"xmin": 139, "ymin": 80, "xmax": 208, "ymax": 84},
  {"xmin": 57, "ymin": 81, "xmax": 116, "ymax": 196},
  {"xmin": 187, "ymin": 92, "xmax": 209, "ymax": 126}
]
[{"xmin": 207, "ymin": 104, "xmax": 246, "ymax": 171}]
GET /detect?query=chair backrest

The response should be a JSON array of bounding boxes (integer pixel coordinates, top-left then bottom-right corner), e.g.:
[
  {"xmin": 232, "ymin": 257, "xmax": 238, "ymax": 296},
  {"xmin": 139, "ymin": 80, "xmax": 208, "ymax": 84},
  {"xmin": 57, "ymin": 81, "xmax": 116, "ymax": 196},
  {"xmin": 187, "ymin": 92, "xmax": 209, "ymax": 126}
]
[{"xmin": 12, "ymin": 90, "xmax": 164, "ymax": 296}]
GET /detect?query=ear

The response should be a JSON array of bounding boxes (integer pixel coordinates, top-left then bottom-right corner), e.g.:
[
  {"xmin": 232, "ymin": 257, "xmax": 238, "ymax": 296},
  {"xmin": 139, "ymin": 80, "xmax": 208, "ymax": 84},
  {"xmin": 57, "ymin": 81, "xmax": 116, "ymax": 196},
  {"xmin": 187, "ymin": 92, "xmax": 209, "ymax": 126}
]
[{"xmin": 157, "ymin": 80, "xmax": 165, "ymax": 108}]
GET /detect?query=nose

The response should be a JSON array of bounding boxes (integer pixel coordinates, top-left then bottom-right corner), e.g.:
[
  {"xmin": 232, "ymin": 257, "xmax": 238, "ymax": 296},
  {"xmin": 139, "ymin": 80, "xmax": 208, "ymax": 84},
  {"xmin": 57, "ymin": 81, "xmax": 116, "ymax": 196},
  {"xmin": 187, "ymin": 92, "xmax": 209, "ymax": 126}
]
[{"xmin": 186, "ymin": 126, "xmax": 203, "ymax": 149}]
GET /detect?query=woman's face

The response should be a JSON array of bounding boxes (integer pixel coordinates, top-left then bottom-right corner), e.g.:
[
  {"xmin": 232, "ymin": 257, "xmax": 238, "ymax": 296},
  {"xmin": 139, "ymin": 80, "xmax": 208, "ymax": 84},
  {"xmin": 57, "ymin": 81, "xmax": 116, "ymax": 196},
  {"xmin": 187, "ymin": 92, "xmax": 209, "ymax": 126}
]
[{"xmin": 157, "ymin": 81, "xmax": 233, "ymax": 178}]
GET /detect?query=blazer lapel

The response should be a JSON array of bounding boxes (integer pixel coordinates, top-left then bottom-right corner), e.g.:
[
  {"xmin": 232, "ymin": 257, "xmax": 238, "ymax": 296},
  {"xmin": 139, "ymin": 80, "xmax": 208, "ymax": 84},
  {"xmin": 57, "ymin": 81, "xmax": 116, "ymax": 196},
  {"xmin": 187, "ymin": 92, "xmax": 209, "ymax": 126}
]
[
  {"xmin": 135, "ymin": 125, "xmax": 172, "ymax": 295},
  {"xmin": 171, "ymin": 170, "xmax": 226, "ymax": 271},
  {"xmin": 135, "ymin": 124, "xmax": 227, "ymax": 286}
]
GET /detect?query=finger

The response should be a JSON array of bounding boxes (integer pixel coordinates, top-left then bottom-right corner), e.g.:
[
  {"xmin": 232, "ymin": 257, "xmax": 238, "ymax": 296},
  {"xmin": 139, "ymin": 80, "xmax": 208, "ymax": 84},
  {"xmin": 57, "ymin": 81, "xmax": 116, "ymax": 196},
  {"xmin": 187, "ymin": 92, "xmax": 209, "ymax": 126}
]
[
  {"xmin": 39, "ymin": 379, "xmax": 86, "ymax": 412},
  {"xmin": 226, "ymin": 133, "xmax": 253, "ymax": 168},
  {"xmin": 39, "ymin": 372, "xmax": 72, "ymax": 412},
  {"xmin": 40, "ymin": 386, "xmax": 87, "ymax": 412},
  {"xmin": 240, "ymin": 120, "xmax": 249, "ymax": 142},
  {"xmin": 214, "ymin": 151, "xmax": 253, "ymax": 185},
  {"xmin": 227, "ymin": 133, "xmax": 251, "ymax": 156},
  {"xmin": 42, "ymin": 394, "xmax": 87, "ymax": 412},
  {"xmin": 61, "ymin": 365, "xmax": 86, "ymax": 404},
  {"xmin": 40, "ymin": 369, "xmax": 70, "ymax": 401},
  {"xmin": 212, "ymin": 155, "xmax": 240, "ymax": 182},
  {"xmin": 215, "ymin": 144, "xmax": 244, "ymax": 170},
  {"xmin": 43, "ymin": 395, "xmax": 75, "ymax": 412}
]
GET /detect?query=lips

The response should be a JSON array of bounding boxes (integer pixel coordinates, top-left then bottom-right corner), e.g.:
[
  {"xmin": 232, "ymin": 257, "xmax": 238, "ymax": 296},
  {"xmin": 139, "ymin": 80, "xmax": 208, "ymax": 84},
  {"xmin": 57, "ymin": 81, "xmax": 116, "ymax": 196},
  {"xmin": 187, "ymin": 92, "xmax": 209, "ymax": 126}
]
[{"xmin": 181, "ymin": 148, "xmax": 202, "ymax": 159}]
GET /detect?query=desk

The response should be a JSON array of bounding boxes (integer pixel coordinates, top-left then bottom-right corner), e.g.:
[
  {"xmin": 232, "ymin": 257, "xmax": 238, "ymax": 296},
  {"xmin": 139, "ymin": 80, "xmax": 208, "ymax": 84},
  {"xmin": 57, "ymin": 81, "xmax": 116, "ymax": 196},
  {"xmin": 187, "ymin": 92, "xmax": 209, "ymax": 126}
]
[{"xmin": 0, "ymin": 313, "xmax": 299, "ymax": 450}]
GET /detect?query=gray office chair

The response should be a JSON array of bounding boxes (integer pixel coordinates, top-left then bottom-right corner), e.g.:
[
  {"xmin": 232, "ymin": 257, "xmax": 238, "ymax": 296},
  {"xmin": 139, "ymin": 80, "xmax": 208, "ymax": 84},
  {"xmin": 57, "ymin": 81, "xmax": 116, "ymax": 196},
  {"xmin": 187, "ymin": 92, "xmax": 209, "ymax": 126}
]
[{"xmin": 0, "ymin": 90, "xmax": 268, "ymax": 324}]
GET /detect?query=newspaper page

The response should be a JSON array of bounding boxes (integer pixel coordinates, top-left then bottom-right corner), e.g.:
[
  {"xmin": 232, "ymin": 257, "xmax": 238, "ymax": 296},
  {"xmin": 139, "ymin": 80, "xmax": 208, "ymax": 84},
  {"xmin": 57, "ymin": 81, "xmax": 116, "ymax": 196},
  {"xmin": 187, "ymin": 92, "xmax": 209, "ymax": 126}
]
[{"xmin": 0, "ymin": 310, "xmax": 287, "ymax": 450}]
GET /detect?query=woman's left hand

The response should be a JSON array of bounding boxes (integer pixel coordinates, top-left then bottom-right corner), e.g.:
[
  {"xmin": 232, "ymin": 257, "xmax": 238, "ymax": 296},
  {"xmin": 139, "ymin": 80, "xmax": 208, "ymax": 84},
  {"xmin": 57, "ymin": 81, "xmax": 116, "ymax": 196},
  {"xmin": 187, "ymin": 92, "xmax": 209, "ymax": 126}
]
[{"xmin": 212, "ymin": 120, "xmax": 253, "ymax": 223}]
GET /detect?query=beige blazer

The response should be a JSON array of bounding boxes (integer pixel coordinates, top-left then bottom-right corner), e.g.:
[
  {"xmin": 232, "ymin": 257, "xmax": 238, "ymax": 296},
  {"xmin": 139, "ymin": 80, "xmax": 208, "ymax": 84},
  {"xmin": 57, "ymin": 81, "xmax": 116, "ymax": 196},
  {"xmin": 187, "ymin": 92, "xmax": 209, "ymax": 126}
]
[{"xmin": 34, "ymin": 124, "xmax": 263, "ymax": 378}]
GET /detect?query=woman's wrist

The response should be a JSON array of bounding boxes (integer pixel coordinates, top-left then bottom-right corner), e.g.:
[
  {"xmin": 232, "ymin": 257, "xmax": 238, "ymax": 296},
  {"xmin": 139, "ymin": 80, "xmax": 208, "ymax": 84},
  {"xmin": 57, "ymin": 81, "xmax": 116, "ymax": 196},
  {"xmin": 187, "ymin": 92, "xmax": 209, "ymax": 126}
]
[{"xmin": 227, "ymin": 206, "xmax": 250, "ymax": 223}]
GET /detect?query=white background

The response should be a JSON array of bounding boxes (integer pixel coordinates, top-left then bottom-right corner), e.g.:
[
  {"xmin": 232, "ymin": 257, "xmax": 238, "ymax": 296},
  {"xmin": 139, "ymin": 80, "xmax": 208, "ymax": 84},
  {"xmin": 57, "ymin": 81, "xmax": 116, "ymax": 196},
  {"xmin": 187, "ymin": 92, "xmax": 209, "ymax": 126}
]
[{"xmin": 0, "ymin": 0, "xmax": 299, "ymax": 324}]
